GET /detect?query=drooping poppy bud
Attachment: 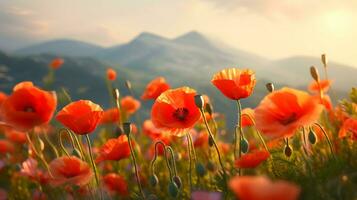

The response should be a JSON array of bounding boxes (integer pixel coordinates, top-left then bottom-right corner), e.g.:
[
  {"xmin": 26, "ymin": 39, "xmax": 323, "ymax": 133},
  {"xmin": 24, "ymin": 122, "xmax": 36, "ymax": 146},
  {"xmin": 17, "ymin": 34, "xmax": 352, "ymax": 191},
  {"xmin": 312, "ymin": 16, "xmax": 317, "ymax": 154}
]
[
  {"xmin": 195, "ymin": 163, "xmax": 206, "ymax": 177},
  {"xmin": 168, "ymin": 181, "xmax": 179, "ymax": 198},
  {"xmin": 310, "ymin": 66, "xmax": 320, "ymax": 82},
  {"xmin": 308, "ymin": 128, "xmax": 317, "ymax": 145},
  {"xmin": 284, "ymin": 145, "xmax": 293, "ymax": 157},
  {"xmin": 194, "ymin": 94, "xmax": 204, "ymax": 109},
  {"xmin": 240, "ymin": 137, "xmax": 249, "ymax": 154},
  {"xmin": 149, "ymin": 174, "xmax": 159, "ymax": 187},
  {"xmin": 266, "ymin": 83, "xmax": 274, "ymax": 93},
  {"xmin": 173, "ymin": 176, "xmax": 182, "ymax": 189}
]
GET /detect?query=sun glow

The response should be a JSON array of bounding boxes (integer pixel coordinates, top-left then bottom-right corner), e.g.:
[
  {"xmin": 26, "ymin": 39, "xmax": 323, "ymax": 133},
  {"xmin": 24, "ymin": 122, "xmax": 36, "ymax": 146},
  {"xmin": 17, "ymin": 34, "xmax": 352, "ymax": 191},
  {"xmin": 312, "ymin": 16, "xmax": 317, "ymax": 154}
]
[{"xmin": 323, "ymin": 11, "xmax": 351, "ymax": 36}]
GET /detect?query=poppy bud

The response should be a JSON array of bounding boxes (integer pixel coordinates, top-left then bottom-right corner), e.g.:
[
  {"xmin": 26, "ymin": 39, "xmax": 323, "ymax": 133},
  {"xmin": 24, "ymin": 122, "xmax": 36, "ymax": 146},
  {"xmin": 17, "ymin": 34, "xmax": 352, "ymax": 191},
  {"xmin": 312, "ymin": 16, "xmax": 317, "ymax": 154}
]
[
  {"xmin": 149, "ymin": 174, "xmax": 159, "ymax": 187},
  {"xmin": 205, "ymin": 103, "xmax": 213, "ymax": 115},
  {"xmin": 38, "ymin": 138, "xmax": 45, "ymax": 152},
  {"xmin": 208, "ymin": 136, "xmax": 214, "ymax": 147},
  {"xmin": 207, "ymin": 161, "xmax": 216, "ymax": 171},
  {"xmin": 72, "ymin": 148, "xmax": 82, "ymax": 158},
  {"xmin": 195, "ymin": 162, "xmax": 206, "ymax": 177},
  {"xmin": 125, "ymin": 80, "xmax": 132, "ymax": 90},
  {"xmin": 194, "ymin": 94, "xmax": 205, "ymax": 109},
  {"xmin": 266, "ymin": 83, "xmax": 274, "ymax": 93},
  {"xmin": 308, "ymin": 128, "xmax": 317, "ymax": 145},
  {"xmin": 284, "ymin": 145, "xmax": 293, "ymax": 157},
  {"xmin": 113, "ymin": 88, "xmax": 120, "ymax": 100},
  {"xmin": 168, "ymin": 181, "xmax": 179, "ymax": 198},
  {"xmin": 123, "ymin": 122, "xmax": 132, "ymax": 135},
  {"xmin": 173, "ymin": 176, "xmax": 182, "ymax": 189},
  {"xmin": 115, "ymin": 127, "xmax": 123, "ymax": 136},
  {"xmin": 240, "ymin": 137, "xmax": 249, "ymax": 154},
  {"xmin": 321, "ymin": 54, "xmax": 328, "ymax": 67},
  {"xmin": 310, "ymin": 66, "xmax": 320, "ymax": 82}
]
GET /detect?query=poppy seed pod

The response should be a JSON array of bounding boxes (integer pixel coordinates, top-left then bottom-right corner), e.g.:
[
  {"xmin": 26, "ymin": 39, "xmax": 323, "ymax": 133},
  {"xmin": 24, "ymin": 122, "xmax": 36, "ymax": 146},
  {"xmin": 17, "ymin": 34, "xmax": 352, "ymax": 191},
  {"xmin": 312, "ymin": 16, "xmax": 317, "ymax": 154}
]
[
  {"xmin": 194, "ymin": 94, "xmax": 205, "ymax": 109},
  {"xmin": 310, "ymin": 66, "xmax": 320, "ymax": 82},
  {"xmin": 123, "ymin": 122, "xmax": 132, "ymax": 135},
  {"xmin": 266, "ymin": 83, "xmax": 274, "ymax": 93}
]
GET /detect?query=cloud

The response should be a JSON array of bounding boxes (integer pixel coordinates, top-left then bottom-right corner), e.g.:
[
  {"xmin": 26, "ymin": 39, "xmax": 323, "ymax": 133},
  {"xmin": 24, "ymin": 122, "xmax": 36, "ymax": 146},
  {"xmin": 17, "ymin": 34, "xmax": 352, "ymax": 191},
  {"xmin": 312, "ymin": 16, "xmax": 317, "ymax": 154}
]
[
  {"xmin": 0, "ymin": 6, "xmax": 49, "ymax": 37},
  {"xmin": 200, "ymin": 0, "xmax": 357, "ymax": 20}
]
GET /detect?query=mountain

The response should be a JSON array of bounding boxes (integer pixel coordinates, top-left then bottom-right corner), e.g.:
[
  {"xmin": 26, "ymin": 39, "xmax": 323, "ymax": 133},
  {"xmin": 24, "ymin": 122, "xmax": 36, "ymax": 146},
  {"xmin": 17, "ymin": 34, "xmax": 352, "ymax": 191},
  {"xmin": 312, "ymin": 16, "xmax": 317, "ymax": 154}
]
[{"xmin": 14, "ymin": 39, "xmax": 104, "ymax": 57}]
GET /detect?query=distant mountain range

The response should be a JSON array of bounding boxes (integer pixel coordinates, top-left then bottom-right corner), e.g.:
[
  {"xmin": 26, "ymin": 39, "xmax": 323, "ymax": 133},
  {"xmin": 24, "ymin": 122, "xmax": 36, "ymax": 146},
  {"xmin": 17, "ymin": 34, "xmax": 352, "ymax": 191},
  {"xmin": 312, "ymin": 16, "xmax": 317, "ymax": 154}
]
[{"xmin": 1, "ymin": 31, "xmax": 356, "ymax": 128}]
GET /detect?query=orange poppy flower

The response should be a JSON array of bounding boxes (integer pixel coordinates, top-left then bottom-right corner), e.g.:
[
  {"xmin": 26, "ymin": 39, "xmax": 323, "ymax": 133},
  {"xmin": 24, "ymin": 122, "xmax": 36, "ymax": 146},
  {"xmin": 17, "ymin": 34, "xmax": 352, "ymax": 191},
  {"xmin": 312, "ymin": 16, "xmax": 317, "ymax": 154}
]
[
  {"xmin": 141, "ymin": 77, "xmax": 170, "ymax": 100},
  {"xmin": 95, "ymin": 135, "xmax": 131, "ymax": 163},
  {"xmin": 151, "ymin": 87, "xmax": 201, "ymax": 137},
  {"xmin": 229, "ymin": 176, "xmax": 300, "ymax": 200},
  {"xmin": 49, "ymin": 156, "xmax": 93, "ymax": 186},
  {"xmin": 338, "ymin": 118, "xmax": 357, "ymax": 140},
  {"xmin": 255, "ymin": 87, "xmax": 323, "ymax": 139},
  {"xmin": 235, "ymin": 150, "xmax": 270, "ymax": 168},
  {"xmin": 312, "ymin": 95, "xmax": 333, "ymax": 111},
  {"xmin": 0, "ymin": 81, "xmax": 57, "ymax": 131},
  {"xmin": 121, "ymin": 96, "xmax": 141, "ymax": 115},
  {"xmin": 241, "ymin": 108, "xmax": 255, "ymax": 127},
  {"xmin": 100, "ymin": 108, "xmax": 120, "ymax": 124},
  {"xmin": 56, "ymin": 100, "xmax": 104, "ymax": 135},
  {"xmin": 308, "ymin": 79, "xmax": 332, "ymax": 93},
  {"xmin": 0, "ymin": 139, "xmax": 15, "ymax": 154},
  {"xmin": 107, "ymin": 68, "xmax": 117, "ymax": 81},
  {"xmin": 49, "ymin": 58, "xmax": 64, "ymax": 69},
  {"xmin": 211, "ymin": 68, "xmax": 256, "ymax": 100},
  {"xmin": 103, "ymin": 173, "xmax": 128, "ymax": 196}
]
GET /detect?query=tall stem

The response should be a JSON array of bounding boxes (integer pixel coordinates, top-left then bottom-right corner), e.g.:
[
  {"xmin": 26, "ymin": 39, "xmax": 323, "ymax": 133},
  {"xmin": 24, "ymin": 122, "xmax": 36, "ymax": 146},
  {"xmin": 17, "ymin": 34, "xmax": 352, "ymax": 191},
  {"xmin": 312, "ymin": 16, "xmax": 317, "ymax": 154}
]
[
  {"xmin": 84, "ymin": 135, "xmax": 101, "ymax": 196},
  {"xmin": 199, "ymin": 109, "xmax": 227, "ymax": 190},
  {"xmin": 236, "ymin": 100, "xmax": 243, "ymax": 175},
  {"xmin": 186, "ymin": 133, "xmax": 193, "ymax": 194},
  {"xmin": 126, "ymin": 133, "xmax": 145, "ymax": 199},
  {"xmin": 26, "ymin": 133, "xmax": 52, "ymax": 177},
  {"xmin": 314, "ymin": 123, "xmax": 335, "ymax": 159}
]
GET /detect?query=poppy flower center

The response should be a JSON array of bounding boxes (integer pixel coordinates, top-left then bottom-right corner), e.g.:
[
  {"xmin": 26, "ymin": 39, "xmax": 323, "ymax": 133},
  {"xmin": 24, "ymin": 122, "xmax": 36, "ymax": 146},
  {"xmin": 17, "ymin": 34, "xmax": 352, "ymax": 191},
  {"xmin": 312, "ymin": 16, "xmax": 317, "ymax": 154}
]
[
  {"xmin": 280, "ymin": 113, "xmax": 297, "ymax": 125},
  {"xmin": 173, "ymin": 108, "xmax": 189, "ymax": 121},
  {"xmin": 23, "ymin": 106, "xmax": 35, "ymax": 113}
]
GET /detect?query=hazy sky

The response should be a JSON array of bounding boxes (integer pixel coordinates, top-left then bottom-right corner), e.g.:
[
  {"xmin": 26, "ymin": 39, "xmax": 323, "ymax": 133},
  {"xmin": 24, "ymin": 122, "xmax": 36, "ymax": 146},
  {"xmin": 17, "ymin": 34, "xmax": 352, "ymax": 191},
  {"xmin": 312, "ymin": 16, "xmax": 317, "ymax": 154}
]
[{"xmin": 0, "ymin": 0, "xmax": 356, "ymax": 67}]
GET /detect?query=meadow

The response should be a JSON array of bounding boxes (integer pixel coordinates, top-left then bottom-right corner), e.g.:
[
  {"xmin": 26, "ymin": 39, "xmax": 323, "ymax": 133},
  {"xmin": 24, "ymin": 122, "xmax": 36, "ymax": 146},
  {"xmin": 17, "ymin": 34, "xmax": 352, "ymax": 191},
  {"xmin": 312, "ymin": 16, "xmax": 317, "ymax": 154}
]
[{"xmin": 0, "ymin": 55, "xmax": 356, "ymax": 200}]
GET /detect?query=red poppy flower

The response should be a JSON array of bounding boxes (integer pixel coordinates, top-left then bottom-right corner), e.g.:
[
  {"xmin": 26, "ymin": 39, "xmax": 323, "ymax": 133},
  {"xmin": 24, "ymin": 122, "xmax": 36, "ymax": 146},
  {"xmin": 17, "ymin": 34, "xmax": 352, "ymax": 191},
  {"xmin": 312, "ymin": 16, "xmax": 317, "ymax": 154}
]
[
  {"xmin": 143, "ymin": 119, "xmax": 164, "ymax": 140},
  {"xmin": 0, "ymin": 92, "xmax": 7, "ymax": 106},
  {"xmin": 49, "ymin": 156, "xmax": 93, "ymax": 186},
  {"xmin": 103, "ymin": 173, "xmax": 128, "ymax": 196},
  {"xmin": 56, "ymin": 100, "xmax": 104, "ymax": 135},
  {"xmin": 255, "ymin": 87, "xmax": 323, "ymax": 139},
  {"xmin": 229, "ymin": 176, "xmax": 300, "ymax": 200},
  {"xmin": 0, "ymin": 81, "xmax": 57, "ymax": 131},
  {"xmin": 49, "ymin": 58, "xmax": 64, "ymax": 69},
  {"xmin": 0, "ymin": 139, "xmax": 15, "ymax": 154},
  {"xmin": 151, "ymin": 87, "xmax": 201, "ymax": 137},
  {"xmin": 100, "ymin": 108, "xmax": 120, "ymax": 124},
  {"xmin": 308, "ymin": 79, "xmax": 332, "ymax": 93},
  {"xmin": 241, "ymin": 108, "xmax": 255, "ymax": 127},
  {"xmin": 235, "ymin": 150, "xmax": 270, "ymax": 168},
  {"xmin": 338, "ymin": 118, "xmax": 357, "ymax": 140},
  {"xmin": 4, "ymin": 128, "xmax": 26, "ymax": 144},
  {"xmin": 312, "ymin": 95, "xmax": 333, "ymax": 111},
  {"xmin": 107, "ymin": 68, "xmax": 117, "ymax": 81},
  {"xmin": 211, "ymin": 68, "xmax": 256, "ymax": 100},
  {"xmin": 141, "ymin": 77, "xmax": 170, "ymax": 100},
  {"xmin": 121, "ymin": 96, "xmax": 140, "ymax": 115},
  {"xmin": 95, "ymin": 135, "xmax": 131, "ymax": 163}
]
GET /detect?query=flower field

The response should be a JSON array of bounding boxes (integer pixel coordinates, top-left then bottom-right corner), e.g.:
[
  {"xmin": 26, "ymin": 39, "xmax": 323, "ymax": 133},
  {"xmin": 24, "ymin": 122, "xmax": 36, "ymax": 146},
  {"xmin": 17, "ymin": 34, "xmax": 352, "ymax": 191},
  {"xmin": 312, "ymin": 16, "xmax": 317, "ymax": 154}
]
[{"xmin": 0, "ymin": 55, "xmax": 356, "ymax": 200}]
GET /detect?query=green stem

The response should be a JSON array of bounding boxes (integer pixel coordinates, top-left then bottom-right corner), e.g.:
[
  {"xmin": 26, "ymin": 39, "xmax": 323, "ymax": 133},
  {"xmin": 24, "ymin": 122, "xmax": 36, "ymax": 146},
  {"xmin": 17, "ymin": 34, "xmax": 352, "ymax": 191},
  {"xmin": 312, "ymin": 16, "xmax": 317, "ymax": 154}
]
[
  {"xmin": 84, "ymin": 135, "xmax": 101, "ymax": 192},
  {"xmin": 58, "ymin": 131, "xmax": 70, "ymax": 157},
  {"xmin": 126, "ymin": 133, "xmax": 145, "ymax": 199},
  {"xmin": 186, "ymin": 133, "xmax": 193, "ymax": 194},
  {"xmin": 236, "ymin": 100, "xmax": 243, "ymax": 175},
  {"xmin": 150, "ymin": 141, "xmax": 167, "ymax": 175},
  {"xmin": 43, "ymin": 132, "xmax": 59, "ymax": 158},
  {"xmin": 199, "ymin": 108, "xmax": 227, "ymax": 192},
  {"xmin": 314, "ymin": 123, "xmax": 336, "ymax": 159}
]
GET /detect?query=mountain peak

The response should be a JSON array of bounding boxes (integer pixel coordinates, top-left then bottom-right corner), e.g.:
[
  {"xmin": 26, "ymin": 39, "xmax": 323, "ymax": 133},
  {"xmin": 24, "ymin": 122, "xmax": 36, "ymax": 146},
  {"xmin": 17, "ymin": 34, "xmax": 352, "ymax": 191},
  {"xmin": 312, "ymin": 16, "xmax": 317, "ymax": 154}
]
[
  {"xmin": 173, "ymin": 31, "xmax": 213, "ymax": 48},
  {"xmin": 133, "ymin": 32, "xmax": 167, "ymax": 42}
]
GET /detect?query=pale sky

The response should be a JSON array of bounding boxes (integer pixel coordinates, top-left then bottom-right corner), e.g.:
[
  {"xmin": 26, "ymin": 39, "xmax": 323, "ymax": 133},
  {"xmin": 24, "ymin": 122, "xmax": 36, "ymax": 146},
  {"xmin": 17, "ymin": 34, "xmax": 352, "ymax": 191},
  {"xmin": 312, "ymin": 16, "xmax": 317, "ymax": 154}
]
[{"xmin": 0, "ymin": 0, "xmax": 356, "ymax": 67}]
